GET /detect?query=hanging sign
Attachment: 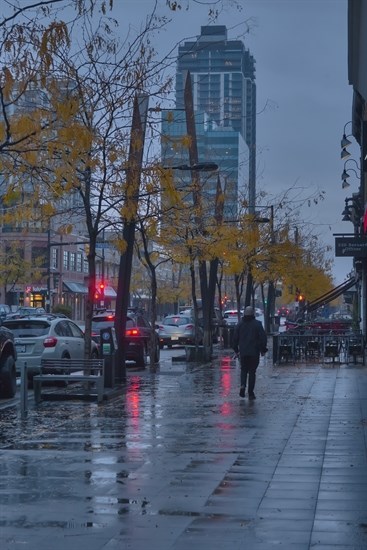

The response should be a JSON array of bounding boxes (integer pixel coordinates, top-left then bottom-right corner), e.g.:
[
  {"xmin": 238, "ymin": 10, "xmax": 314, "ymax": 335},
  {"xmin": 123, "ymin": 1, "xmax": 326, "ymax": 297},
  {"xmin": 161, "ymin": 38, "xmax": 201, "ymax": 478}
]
[{"xmin": 335, "ymin": 237, "xmax": 367, "ymax": 257}]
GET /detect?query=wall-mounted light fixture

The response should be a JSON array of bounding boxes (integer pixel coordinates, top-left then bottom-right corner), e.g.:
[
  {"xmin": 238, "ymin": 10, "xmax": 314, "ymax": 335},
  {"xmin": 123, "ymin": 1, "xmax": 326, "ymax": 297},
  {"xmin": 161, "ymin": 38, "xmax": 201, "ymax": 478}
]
[
  {"xmin": 341, "ymin": 158, "xmax": 360, "ymax": 189},
  {"xmin": 341, "ymin": 121, "xmax": 353, "ymax": 160}
]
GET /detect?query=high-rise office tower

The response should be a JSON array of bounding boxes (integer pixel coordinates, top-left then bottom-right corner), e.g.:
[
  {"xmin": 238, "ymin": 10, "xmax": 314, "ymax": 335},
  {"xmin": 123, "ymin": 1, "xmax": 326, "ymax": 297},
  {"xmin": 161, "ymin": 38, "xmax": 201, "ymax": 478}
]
[{"xmin": 162, "ymin": 25, "xmax": 256, "ymax": 218}]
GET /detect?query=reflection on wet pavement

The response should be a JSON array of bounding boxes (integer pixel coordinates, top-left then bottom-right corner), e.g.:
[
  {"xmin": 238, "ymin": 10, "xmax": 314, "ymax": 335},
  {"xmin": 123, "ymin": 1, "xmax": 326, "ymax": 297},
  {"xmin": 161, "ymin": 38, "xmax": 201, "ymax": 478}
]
[{"xmin": 1, "ymin": 351, "xmax": 367, "ymax": 549}]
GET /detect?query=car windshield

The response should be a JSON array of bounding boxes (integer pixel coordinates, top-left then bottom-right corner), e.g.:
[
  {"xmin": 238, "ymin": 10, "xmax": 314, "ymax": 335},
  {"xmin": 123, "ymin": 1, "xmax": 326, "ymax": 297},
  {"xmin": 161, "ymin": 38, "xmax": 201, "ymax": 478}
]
[
  {"xmin": 3, "ymin": 320, "xmax": 50, "ymax": 337},
  {"xmin": 164, "ymin": 316, "xmax": 191, "ymax": 326},
  {"xmin": 92, "ymin": 316, "xmax": 134, "ymax": 330},
  {"xmin": 19, "ymin": 307, "xmax": 44, "ymax": 313}
]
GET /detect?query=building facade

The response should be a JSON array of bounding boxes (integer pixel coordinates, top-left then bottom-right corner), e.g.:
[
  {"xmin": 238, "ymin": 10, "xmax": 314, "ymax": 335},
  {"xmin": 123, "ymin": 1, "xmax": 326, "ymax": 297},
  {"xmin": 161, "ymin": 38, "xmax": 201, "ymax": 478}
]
[
  {"xmin": 347, "ymin": 0, "xmax": 367, "ymax": 337},
  {"xmin": 0, "ymin": 82, "xmax": 119, "ymax": 319},
  {"xmin": 161, "ymin": 109, "xmax": 247, "ymax": 218},
  {"xmin": 173, "ymin": 25, "xmax": 256, "ymax": 212}
]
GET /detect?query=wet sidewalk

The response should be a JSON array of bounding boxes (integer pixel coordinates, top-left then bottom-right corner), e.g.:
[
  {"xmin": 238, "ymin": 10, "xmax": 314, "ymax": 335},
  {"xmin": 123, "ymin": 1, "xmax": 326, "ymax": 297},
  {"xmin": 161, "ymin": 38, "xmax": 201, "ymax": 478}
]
[{"xmin": 1, "ymin": 349, "xmax": 367, "ymax": 549}]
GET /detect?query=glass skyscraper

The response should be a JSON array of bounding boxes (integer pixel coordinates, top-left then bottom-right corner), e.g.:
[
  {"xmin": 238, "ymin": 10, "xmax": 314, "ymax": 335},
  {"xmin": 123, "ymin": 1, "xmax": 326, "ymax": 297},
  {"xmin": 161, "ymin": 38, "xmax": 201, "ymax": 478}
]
[{"xmin": 162, "ymin": 25, "xmax": 256, "ymax": 218}]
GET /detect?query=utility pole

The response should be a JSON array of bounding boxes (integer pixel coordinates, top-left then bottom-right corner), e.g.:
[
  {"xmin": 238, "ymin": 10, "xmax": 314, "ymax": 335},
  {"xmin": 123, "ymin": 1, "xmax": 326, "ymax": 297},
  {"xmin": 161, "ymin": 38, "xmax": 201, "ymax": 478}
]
[
  {"xmin": 46, "ymin": 226, "xmax": 51, "ymax": 313},
  {"xmin": 266, "ymin": 205, "xmax": 275, "ymax": 333}
]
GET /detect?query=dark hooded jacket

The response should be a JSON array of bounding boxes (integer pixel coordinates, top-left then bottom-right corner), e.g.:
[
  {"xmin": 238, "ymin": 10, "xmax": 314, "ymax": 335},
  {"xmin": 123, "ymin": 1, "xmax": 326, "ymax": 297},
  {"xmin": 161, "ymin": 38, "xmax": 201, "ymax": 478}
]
[{"xmin": 232, "ymin": 315, "xmax": 268, "ymax": 357}]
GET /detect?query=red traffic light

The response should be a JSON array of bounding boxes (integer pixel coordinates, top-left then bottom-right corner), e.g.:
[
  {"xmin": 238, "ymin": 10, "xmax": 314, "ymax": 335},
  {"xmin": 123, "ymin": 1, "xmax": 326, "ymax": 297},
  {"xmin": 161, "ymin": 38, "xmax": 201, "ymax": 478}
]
[{"xmin": 95, "ymin": 281, "xmax": 106, "ymax": 301}]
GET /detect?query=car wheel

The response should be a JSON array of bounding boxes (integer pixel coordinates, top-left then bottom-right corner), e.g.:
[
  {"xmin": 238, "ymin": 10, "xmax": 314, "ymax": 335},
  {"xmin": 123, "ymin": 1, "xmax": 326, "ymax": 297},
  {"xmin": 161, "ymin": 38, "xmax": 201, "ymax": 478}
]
[
  {"xmin": 0, "ymin": 355, "xmax": 17, "ymax": 398},
  {"xmin": 136, "ymin": 342, "xmax": 148, "ymax": 369}
]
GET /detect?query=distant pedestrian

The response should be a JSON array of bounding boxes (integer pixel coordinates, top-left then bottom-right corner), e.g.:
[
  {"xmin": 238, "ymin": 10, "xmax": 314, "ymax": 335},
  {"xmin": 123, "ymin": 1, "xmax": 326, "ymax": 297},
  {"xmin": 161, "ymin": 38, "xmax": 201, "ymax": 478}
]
[{"xmin": 232, "ymin": 306, "xmax": 268, "ymax": 399}]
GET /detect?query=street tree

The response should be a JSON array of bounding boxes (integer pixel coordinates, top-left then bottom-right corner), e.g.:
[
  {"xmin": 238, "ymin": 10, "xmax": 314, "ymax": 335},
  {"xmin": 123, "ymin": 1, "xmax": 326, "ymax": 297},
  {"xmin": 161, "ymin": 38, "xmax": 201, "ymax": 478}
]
[{"xmin": 0, "ymin": 3, "xmax": 175, "ymax": 360}]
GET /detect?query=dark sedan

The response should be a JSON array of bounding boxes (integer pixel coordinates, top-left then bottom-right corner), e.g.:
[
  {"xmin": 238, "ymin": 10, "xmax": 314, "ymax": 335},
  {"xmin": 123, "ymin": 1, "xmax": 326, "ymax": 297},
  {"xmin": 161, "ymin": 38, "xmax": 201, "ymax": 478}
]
[{"xmin": 91, "ymin": 310, "xmax": 160, "ymax": 368}]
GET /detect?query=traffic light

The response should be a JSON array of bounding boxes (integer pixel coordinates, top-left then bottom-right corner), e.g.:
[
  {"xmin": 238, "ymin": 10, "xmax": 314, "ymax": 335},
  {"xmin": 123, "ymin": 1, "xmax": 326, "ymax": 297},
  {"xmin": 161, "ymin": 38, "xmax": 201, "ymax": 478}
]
[
  {"xmin": 99, "ymin": 281, "xmax": 105, "ymax": 300},
  {"xmin": 94, "ymin": 281, "xmax": 105, "ymax": 302}
]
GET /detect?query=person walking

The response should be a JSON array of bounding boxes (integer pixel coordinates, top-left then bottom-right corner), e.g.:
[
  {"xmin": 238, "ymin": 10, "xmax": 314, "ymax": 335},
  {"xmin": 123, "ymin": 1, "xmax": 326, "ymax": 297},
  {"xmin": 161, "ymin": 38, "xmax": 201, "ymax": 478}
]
[{"xmin": 232, "ymin": 306, "xmax": 268, "ymax": 399}]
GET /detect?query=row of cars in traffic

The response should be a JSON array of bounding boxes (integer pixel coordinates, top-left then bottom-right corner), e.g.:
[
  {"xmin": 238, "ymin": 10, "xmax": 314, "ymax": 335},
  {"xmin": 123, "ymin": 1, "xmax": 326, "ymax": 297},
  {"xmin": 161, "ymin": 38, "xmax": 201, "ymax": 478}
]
[
  {"xmin": 0, "ymin": 305, "xmax": 260, "ymax": 399},
  {"xmin": 157, "ymin": 308, "xmax": 265, "ymax": 348}
]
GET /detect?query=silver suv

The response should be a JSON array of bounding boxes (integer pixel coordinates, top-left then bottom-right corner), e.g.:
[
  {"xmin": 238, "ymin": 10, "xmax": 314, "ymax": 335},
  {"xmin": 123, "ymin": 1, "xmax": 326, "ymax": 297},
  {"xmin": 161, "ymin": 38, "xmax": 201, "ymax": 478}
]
[{"xmin": 3, "ymin": 315, "xmax": 99, "ymax": 383}]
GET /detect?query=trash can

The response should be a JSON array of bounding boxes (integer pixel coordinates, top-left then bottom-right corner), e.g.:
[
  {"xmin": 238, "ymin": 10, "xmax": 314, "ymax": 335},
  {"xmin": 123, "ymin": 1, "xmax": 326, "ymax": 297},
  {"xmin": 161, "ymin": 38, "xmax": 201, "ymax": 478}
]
[
  {"xmin": 222, "ymin": 325, "xmax": 235, "ymax": 349},
  {"xmin": 100, "ymin": 327, "xmax": 117, "ymax": 388}
]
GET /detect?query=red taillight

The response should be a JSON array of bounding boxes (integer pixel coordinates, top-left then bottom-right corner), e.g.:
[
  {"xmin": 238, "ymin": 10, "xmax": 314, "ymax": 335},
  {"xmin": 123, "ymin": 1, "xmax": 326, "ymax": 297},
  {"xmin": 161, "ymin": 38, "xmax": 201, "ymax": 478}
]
[
  {"xmin": 126, "ymin": 328, "xmax": 140, "ymax": 337},
  {"xmin": 43, "ymin": 336, "xmax": 58, "ymax": 348},
  {"xmin": 186, "ymin": 324, "xmax": 194, "ymax": 330}
]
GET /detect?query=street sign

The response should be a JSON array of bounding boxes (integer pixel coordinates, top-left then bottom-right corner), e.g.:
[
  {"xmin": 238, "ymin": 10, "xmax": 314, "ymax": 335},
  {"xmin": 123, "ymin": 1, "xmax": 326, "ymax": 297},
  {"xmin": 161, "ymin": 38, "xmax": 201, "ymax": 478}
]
[{"xmin": 335, "ymin": 237, "xmax": 367, "ymax": 257}]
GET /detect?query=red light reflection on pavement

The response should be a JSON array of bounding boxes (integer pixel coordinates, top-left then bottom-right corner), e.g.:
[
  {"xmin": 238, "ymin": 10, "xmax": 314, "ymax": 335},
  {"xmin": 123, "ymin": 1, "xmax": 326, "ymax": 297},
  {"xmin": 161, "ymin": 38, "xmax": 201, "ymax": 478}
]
[
  {"xmin": 220, "ymin": 356, "xmax": 232, "ymax": 397},
  {"xmin": 127, "ymin": 376, "xmax": 141, "ymax": 421},
  {"xmin": 219, "ymin": 356, "xmax": 235, "ymax": 421}
]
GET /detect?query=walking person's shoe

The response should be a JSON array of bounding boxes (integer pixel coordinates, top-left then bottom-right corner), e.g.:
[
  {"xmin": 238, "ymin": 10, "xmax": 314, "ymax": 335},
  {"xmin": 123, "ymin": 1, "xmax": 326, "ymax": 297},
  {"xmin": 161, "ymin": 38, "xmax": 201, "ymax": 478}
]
[
  {"xmin": 249, "ymin": 392, "xmax": 256, "ymax": 400},
  {"xmin": 239, "ymin": 386, "xmax": 245, "ymax": 398}
]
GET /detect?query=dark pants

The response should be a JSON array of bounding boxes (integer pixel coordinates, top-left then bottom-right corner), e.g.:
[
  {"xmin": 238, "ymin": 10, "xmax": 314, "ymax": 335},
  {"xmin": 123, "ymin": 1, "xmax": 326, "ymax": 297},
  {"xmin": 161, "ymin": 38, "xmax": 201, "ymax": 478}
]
[{"xmin": 240, "ymin": 355, "xmax": 260, "ymax": 394}]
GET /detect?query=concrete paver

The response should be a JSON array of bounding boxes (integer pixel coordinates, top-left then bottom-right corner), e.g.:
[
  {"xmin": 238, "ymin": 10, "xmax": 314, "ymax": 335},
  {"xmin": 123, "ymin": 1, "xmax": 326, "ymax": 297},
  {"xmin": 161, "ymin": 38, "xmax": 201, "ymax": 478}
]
[{"xmin": 1, "ymin": 349, "xmax": 367, "ymax": 549}]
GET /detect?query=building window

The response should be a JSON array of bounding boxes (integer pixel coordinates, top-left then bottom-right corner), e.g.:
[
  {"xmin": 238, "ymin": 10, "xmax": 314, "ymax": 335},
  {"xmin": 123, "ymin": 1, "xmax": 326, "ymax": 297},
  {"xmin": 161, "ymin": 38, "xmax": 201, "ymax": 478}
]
[
  {"xmin": 32, "ymin": 246, "xmax": 48, "ymax": 268},
  {"xmin": 83, "ymin": 257, "xmax": 88, "ymax": 273},
  {"xmin": 70, "ymin": 252, "xmax": 76, "ymax": 271},
  {"xmin": 63, "ymin": 250, "xmax": 69, "ymax": 270},
  {"xmin": 51, "ymin": 248, "xmax": 58, "ymax": 269},
  {"xmin": 77, "ymin": 253, "xmax": 82, "ymax": 272}
]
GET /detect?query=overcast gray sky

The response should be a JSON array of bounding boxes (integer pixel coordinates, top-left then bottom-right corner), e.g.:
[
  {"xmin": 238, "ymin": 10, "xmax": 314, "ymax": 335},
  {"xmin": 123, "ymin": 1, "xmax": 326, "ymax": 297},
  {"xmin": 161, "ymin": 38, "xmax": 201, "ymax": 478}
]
[{"xmin": 117, "ymin": 0, "xmax": 355, "ymax": 284}]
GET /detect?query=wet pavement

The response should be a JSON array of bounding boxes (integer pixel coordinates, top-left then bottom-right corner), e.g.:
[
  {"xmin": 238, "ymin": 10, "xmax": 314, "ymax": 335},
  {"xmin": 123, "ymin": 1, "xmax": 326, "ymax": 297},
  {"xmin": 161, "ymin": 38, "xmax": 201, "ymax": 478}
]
[{"xmin": 1, "ymin": 348, "xmax": 367, "ymax": 549}]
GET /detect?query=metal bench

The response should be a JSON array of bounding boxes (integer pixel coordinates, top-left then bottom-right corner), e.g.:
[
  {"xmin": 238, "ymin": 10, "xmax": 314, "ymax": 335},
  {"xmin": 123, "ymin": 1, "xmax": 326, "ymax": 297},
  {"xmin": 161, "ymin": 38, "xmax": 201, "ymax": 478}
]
[{"xmin": 33, "ymin": 358, "xmax": 105, "ymax": 404}]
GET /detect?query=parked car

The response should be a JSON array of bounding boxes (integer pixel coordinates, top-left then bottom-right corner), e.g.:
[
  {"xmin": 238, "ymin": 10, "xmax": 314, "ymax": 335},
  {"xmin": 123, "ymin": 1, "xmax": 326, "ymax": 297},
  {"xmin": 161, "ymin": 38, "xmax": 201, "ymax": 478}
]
[
  {"xmin": 0, "ymin": 324, "xmax": 17, "ymax": 398},
  {"xmin": 179, "ymin": 306, "xmax": 222, "ymax": 342},
  {"xmin": 2, "ymin": 315, "xmax": 99, "ymax": 383},
  {"xmin": 223, "ymin": 310, "xmax": 240, "ymax": 326},
  {"xmin": 0, "ymin": 304, "xmax": 11, "ymax": 322},
  {"xmin": 158, "ymin": 314, "xmax": 203, "ymax": 348},
  {"xmin": 91, "ymin": 309, "xmax": 160, "ymax": 368},
  {"xmin": 7, "ymin": 306, "xmax": 46, "ymax": 319}
]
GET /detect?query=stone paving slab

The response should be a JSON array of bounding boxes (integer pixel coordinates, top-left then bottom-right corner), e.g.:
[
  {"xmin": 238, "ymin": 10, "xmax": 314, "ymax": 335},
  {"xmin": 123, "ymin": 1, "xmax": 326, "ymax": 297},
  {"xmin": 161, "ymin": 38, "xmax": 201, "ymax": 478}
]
[{"xmin": 1, "ymin": 351, "xmax": 367, "ymax": 549}]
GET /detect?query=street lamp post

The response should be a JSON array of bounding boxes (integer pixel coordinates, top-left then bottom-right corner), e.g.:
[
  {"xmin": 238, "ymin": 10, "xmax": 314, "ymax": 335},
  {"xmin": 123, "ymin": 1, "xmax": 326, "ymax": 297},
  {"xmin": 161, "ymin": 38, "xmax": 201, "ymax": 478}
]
[{"xmin": 244, "ymin": 205, "xmax": 275, "ymax": 323}]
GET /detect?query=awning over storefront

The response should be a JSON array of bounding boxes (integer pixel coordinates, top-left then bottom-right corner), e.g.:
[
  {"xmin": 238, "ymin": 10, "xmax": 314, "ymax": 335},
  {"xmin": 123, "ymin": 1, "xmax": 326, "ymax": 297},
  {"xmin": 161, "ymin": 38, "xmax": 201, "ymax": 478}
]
[
  {"xmin": 307, "ymin": 276, "xmax": 358, "ymax": 313},
  {"xmin": 63, "ymin": 282, "xmax": 117, "ymax": 297},
  {"xmin": 105, "ymin": 286, "xmax": 117, "ymax": 298}
]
